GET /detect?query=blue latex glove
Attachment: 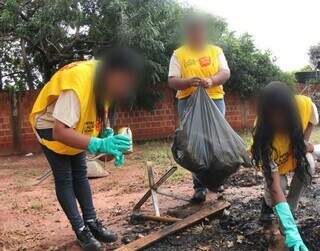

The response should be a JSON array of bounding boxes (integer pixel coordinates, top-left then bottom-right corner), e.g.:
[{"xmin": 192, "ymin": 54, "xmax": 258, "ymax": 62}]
[
  {"xmin": 274, "ymin": 202, "xmax": 308, "ymax": 251},
  {"xmin": 100, "ymin": 128, "xmax": 114, "ymax": 138}
]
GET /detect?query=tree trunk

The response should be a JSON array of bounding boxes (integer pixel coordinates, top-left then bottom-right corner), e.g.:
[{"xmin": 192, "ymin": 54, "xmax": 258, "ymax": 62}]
[{"xmin": 20, "ymin": 38, "xmax": 34, "ymax": 90}]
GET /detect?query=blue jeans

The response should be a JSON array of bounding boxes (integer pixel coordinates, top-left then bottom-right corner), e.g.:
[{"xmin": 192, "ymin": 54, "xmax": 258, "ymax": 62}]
[{"xmin": 177, "ymin": 97, "xmax": 226, "ymax": 192}]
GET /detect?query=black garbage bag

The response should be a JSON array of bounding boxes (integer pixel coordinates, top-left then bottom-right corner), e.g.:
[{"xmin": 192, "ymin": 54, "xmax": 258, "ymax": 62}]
[{"xmin": 171, "ymin": 87, "xmax": 251, "ymax": 191}]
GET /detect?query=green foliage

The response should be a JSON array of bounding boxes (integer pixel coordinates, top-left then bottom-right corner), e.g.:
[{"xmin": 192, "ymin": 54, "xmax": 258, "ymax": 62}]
[
  {"xmin": 219, "ymin": 33, "xmax": 289, "ymax": 97},
  {"xmin": 0, "ymin": 0, "xmax": 292, "ymax": 107},
  {"xmin": 277, "ymin": 71, "xmax": 296, "ymax": 86},
  {"xmin": 309, "ymin": 43, "xmax": 320, "ymax": 68},
  {"xmin": 306, "ymin": 79, "xmax": 320, "ymax": 85},
  {"xmin": 299, "ymin": 65, "xmax": 314, "ymax": 72}
]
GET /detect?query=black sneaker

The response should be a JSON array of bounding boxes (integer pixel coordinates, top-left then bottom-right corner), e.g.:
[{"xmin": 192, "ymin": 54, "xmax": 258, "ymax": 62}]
[
  {"xmin": 212, "ymin": 185, "xmax": 224, "ymax": 193},
  {"xmin": 191, "ymin": 190, "xmax": 207, "ymax": 204},
  {"xmin": 76, "ymin": 226, "xmax": 102, "ymax": 251},
  {"xmin": 259, "ymin": 198, "xmax": 276, "ymax": 225},
  {"xmin": 86, "ymin": 219, "xmax": 118, "ymax": 243}
]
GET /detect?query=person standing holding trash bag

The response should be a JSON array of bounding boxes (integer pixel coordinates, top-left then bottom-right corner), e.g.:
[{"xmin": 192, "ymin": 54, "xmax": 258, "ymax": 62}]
[
  {"xmin": 252, "ymin": 81, "xmax": 320, "ymax": 251},
  {"xmin": 29, "ymin": 48, "xmax": 142, "ymax": 251},
  {"xmin": 168, "ymin": 16, "xmax": 231, "ymax": 203}
]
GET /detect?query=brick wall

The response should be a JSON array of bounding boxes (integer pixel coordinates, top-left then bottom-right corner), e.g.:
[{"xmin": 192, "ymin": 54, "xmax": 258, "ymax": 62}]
[
  {"xmin": 1, "ymin": 83, "xmax": 317, "ymax": 155},
  {"xmin": 0, "ymin": 92, "xmax": 14, "ymax": 155},
  {"xmin": 0, "ymin": 87, "xmax": 257, "ymax": 155},
  {"xmin": 225, "ymin": 93, "xmax": 256, "ymax": 129},
  {"xmin": 115, "ymin": 88, "xmax": 178, "ymax": 140},
  {"xmin": 0, "ymin": 87, "xmax": 260, "ymax": 155}
]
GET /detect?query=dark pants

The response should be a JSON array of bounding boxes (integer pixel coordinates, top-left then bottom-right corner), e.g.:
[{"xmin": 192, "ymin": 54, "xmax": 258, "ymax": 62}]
[
  {"xmin": 37, "ymin": 129, "xmax": 96, "ymax": 231},
  {"xmin": 177, "ymin": 97, "xmax": 226, "ymax": 192}
]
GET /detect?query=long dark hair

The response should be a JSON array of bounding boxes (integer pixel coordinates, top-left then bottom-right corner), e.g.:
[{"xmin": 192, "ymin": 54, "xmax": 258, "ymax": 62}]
[
  {"xmin": 94, "ymin": 47, "xmax": 143, "ymax": 131},
  {"xmin": 252, "ymin": 81, "xmax": 311, "ymax": 187}
]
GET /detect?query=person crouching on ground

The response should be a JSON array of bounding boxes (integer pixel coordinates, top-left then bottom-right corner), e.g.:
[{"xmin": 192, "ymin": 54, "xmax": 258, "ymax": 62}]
[
  {"xmin": 168, "ymin": 16, "xmax": 231, "ymax": 203},
  {"xmin": 29, "ymin": 48, "xmax": 142, "ymax": 251},
  {"xmin": 251, "ymin": 81, "xmax": 319, "ymax": 251}
]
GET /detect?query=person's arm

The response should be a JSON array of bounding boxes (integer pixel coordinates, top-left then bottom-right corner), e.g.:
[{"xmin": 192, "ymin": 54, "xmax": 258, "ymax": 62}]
[
  {"xmin": 304, "ymin": 123, "xmax": 314, "ymax": 142},
  {"xmin": 167, "ymin": 54, "xmax": 203, "ymax": 90},
  {"xmin": 51, "ymin": 90, "xmax": 90, "ymax": 149},
  {"xmin": 269, "ymin": 167, "xmax": 308, "ymax": 250},
  {"xmin": 168, "ymin": 76, "xmax": 203, "ymax": 90},
  {"xmin": 51, "ymin": 91, "xmax": 131, "ymax": 166},
  {"xmin": 305, "ymin": 102, "xmax": 318, "ymax": 141},
  {"xmin": 53, "ymin": 120, "xmax": 91, "ymax": 149},
  {"xmin": 270, "ymin": 171, "xmax": 286, "ymax": 205},
  {"xmin": 205, "ymin": 50, "xmax": 230, "ymax": 87}
]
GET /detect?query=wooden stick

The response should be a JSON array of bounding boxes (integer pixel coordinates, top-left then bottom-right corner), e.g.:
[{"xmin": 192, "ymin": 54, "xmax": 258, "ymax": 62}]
[
  {"xmin": 117, "ymin": 201, "xmax": 230, "ymax": 251},
  {"xmin": 131, "ymin": 213, "xmax": 181, "ymax": 223},
  {"xmin": 133, "ymin": 166, "xmax": 177, "ymax": 212},
  {"xmin": 147, "ymin": 164, "xmax": 160, "ymax": 216}
]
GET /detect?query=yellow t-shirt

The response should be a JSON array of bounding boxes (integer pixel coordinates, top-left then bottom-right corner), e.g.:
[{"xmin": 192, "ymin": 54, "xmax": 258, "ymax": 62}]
[
  {"xmin": 271, "ymin": 95, "xmax": 312, "ymax": 174},
  {"xmin": 174, "ymin": 45, "xmax": 224, "ymax": 99}
]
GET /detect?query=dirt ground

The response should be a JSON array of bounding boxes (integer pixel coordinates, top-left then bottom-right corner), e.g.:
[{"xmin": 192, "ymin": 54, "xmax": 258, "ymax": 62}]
[{"xmin": 1, "ymin": 130, "xmax": 320, "ymax": 251}]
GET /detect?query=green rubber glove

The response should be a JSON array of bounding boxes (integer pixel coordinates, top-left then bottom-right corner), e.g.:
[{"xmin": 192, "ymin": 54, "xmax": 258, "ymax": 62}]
[
  {"xmin": 87, "ymin": 135, "xmax": 131, "ymax": 155},
  {"xmin": 114, "ymin": 154, "xmax": 125, "ymax": 167},
  {"xmin": 274, "ymin": 202, "xmax": 308, "ymax": 251},
  {"xmin": 100, "ymin": 128, "xmax": 114, "ymax": 138}
]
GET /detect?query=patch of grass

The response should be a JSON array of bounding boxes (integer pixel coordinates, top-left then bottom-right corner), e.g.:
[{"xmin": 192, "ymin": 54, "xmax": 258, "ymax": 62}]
[
  {"xmin": 169, "ymin": 167, "xmax": 189, "ymax": 183},
  {"xmin": 239, "ymin": 129, "xmax": 253, "ymax": 148},
  {"xmin": 137, "ymin": 140, "xmax": 190, "ymax": 183},
  {"xmin": 30, "ymin": 198, "xmax": 44, "ymax": 211},
  {"xmin": 14, "ymin": 177, "xmax": 31, "ymax": 192},
  {"xmin": 139, "ymin": 140, "xmax": 173, "ymax": 166}
]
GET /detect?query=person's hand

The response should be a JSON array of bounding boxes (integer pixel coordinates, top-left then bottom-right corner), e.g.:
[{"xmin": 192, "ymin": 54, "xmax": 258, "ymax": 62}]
[
  {"xmin": 187, "ymin": 77, "xmax": 202, "ymax": 87},
  {"xmin": 203, "ymin": 78, "xmax": 213, "ymax": 88},
  {"xmin": 100, "ymin": 127, "xmax": 114, "ymax": 138},
  {"xmin": 274, "ymin": 202, "xmax": 309, "ymax": 251},
  {"xmin": 87, "ymin": 135, "xmax": 132, "ymax": 166},
  {"xmin": 114, "ymin": 154, "xmax": 125, "ymax": 166},
  {"xmin": 289, "ymin": 241, "xmax": 309, "ymax": 251},
  {"xmin": 88, "ymin": 134, "xmax": 131, "ymax": 154},
  {"xmin": 304, "ymin": 141, "xmax": 314, "ymax": 153}
]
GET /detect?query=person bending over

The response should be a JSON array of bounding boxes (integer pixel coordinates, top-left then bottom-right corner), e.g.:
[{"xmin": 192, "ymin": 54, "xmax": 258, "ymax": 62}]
[
  {"xmin": 168, "ymin": 16, "xmax": 230, "ymax": 203},
  {"xmin": 252, "ymin": 81, "xmax": 319, "ymax": 251},
  {"xmin": 30, "ymin": 48, "xmax": 142, "ymax": 251}
]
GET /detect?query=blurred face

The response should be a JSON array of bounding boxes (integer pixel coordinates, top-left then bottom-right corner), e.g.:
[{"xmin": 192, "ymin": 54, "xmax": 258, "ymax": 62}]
[
  {"xmin": 186, "ymin": 23, "xmax": 208, "ymax": 49},
  {"xmin": 267, "ymin": 109, "xmax": 287, "ymax": 132},
  {"xmin": 104, "ymin": 70, "xmax": 137, "ymax": 100}
]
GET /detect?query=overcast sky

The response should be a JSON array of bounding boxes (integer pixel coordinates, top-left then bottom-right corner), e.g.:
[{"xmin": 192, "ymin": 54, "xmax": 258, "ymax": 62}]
[{"xmin": 185, "ymin": 0, "xmax": 319, "ymax": 71}]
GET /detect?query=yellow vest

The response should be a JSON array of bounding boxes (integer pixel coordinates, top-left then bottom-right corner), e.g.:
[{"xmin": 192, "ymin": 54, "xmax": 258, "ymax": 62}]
[
  {"xmin": 29, "ymin": 60, "xmax": 101, "ymax": 155},
  {"xmin": 174, "ymin": 45, "xmax": 224, "ymax": 99},
  {"xmin": 272, "ymin": 95, "xmax": 312, "ymax": 174}
]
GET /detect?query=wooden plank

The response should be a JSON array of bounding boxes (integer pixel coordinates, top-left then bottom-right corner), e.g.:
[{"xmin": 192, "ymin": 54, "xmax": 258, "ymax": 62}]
[{"xmin": 116, "ymin": 201, "xmax": 230, "ymax": 251}]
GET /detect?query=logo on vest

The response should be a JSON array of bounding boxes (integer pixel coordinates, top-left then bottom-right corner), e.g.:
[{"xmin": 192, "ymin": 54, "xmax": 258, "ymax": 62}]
[
  {"xmin": 274, "ymin": 152, "xmax": 289, "ymax": 167},
  {"xmin": 83, "ymin": 121, "xmax": 95, "ymax": 134},
  {"xmin": 185, "ymin": 58, "xmax": 196, "ymax": 67},
  {"xmin": 199, "ymin": 57, "xmax": 211, "ymax": 67}
]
